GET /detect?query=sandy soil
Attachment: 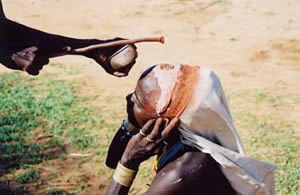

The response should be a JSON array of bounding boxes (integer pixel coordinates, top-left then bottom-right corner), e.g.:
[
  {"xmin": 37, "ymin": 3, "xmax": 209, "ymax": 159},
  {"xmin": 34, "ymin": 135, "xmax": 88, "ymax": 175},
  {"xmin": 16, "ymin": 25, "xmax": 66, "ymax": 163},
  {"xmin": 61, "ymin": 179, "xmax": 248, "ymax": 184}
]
[
  {"xmin": 3, "ymin": 0, "xmax": 300, "ymax": 92},
  {"xmin": 1, "ymin": 0, "xmax": 300, "ymax": 194},
  {"xmin": 3, "ymin": 0, "xmax": 300, "ymax": 128}
]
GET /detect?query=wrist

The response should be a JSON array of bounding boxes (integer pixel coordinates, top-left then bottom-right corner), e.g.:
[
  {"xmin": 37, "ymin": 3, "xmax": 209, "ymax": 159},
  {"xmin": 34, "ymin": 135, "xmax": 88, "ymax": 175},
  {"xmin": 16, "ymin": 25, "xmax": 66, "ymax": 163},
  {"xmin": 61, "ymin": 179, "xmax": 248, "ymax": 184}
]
[
  {"xmin": 113, "ymin": 161, "xmax": 137, "ymax": 187},
  {"xmin": 120, "ymin": 156, "xmax": 141, "ymax": 171}
]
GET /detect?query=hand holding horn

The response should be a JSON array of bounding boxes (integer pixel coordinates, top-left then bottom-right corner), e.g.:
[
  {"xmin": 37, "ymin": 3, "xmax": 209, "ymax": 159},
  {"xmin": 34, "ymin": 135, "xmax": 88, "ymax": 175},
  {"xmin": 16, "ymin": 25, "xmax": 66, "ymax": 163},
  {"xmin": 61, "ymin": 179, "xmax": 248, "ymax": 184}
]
[
  {"xmin": 72, "ymin": 36, "xmax": 165, "ymax": 54},
  {"xmin": 77, "ymin": 36, "xmax": 165, "ymax": 77}
]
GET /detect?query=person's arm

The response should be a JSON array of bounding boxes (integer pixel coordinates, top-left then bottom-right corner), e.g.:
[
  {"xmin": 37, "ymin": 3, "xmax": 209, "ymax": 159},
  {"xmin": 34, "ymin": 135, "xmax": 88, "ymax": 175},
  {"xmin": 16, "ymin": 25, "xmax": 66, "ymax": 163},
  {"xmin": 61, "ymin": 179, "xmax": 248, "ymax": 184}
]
[
  {"xmin": 106, "ymin": 118, "xmax": 179, "ymax": 195},
  {"xmin": 106, "ymin": 119, "xmax": 235, "ymax": 195},
  {"xmin": 0, "ymin": 0, "xmax": 5, "ymax": 18},
  {"xmin": 0, "ymin": 7, "xmax": 137, "ymax": 76}
]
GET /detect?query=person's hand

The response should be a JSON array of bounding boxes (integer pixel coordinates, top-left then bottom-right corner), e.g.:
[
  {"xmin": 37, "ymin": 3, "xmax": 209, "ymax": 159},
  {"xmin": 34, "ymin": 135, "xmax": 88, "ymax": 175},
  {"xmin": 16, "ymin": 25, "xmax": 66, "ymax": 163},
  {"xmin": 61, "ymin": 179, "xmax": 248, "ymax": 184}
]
[
  {"xmin": 120, "ymin": 117, "xmax": 179, "ymax": 170},
  {"xmin": 83, "ymin": 38, "xmax": 138, "ymax": 77},
  {"xmin": 10, "ymin": 46, "xmax": 49, "ymax": 75}
]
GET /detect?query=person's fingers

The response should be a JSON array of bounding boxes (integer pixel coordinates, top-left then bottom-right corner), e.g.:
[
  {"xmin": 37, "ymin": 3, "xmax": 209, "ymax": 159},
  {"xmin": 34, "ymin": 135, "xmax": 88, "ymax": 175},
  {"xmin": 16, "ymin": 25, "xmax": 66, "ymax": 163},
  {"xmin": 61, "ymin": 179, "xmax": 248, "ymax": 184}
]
[
  {"xmin": 13, "ymin": 53, "xmax": 32, "ymax": 71},
  {"xmin": 113, "ymin": 71, "xmax": 127, "ymax": 77},
  {"xmin": 139, "ymin": 119, "xmax": 156, "ymax": 137},
  {"xmin": 62, "ymin": 46, "xmax": 72, "ymax": 52},
  {"xmin": 164, "ymin": 118, "xmax": 170, "ymax": 128},
  {"xmin": 161, "ymin": 117, "xmax": 179, "ymax": 138},
  {"xmin": 26, "ymin": 68, "xmax": 39, "ymax": 75},
  {"xmin": 26, "ymin": 57, "xmax": 49, "ymax": 75},
  {"xmin": 114, "ymin": 62, "xmax": 134, "ymax": 76},
  {"xmin": 24, "ymin": 51, "xmax": 35, "ymax": 61},
  {"xmin": 22, "ymin": 46, "xmax": 38, "ymax": 53},
  {"xmin": 14, "ymin": 48, "xmax": 36, "ymax": 70},
  {"xmin": 147, "ymin": 118, "xmax": 163, "ymax": 140}
]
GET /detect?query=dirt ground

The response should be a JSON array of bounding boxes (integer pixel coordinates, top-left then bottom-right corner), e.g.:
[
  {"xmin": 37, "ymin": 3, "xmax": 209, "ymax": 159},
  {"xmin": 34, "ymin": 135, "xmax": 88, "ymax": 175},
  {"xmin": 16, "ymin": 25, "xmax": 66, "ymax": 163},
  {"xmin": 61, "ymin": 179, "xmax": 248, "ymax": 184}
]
[{"xmin": 1, "ymin": 0, "xmax": 300, "ymax": 194}]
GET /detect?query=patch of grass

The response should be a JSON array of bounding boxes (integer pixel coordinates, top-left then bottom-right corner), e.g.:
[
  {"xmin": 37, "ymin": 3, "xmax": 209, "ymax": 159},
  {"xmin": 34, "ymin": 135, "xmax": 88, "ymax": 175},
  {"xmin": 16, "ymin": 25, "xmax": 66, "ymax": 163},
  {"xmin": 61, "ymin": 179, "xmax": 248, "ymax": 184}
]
[
  {"xmin": 49, "ymin": 62, "xmax": 64, "ymax": 68},
  {"xmin": 14, "ymin": 169, "xmax": 40, "ymax": 184},
  {"xmin": 230, "ymin": 89, "xmax": 300, "ymax": 194},
  {"xmin": 14, "ymin": 186, "xmax": 29, "ymax": 195},
  {"xmin": 44, "ymin": 188, "xmax": 71, "ymax": 195},
  {"xmin": 0, "ymin": 72, "xmax": 98, "ymax": 149},
  {"xmin": 230, "ymin": 89, "xmax": 300, "ymax": 107},
  {"xmin": 243, "ymin": 116, "xmax": 300, "ymax": 194},
  {"xmin": 0, "ymin": 72, "xmax": 103, "ymax": 190}
]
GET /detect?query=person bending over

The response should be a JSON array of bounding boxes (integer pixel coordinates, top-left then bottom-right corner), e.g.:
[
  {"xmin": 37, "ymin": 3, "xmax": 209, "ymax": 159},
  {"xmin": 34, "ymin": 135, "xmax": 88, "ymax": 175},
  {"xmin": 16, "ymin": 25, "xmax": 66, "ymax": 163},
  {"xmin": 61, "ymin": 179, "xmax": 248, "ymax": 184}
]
[
  {"xmin": 0, "ymin": 0, "xmax": 137, "ymax": 76},
  {"xmin": 105, "ymin": 64, "xmax": 276, "ymax": 195}
]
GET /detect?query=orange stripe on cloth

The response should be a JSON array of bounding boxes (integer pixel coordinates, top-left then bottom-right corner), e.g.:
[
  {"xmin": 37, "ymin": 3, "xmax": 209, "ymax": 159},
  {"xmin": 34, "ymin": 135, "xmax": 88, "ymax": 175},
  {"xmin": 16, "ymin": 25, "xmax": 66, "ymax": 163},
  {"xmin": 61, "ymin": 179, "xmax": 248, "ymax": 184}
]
[{"xmin": 160, "ymin": 65, "xmax": 199, "ymax": 118}]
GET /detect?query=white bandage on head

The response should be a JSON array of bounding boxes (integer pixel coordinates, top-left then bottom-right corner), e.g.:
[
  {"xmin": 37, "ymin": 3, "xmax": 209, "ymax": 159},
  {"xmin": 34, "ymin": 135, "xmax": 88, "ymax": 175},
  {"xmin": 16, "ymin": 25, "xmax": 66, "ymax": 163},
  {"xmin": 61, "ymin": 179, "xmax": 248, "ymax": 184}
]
[{"xmin": 135, "ymin": 63, "xmax": 245, "ymax": 154}]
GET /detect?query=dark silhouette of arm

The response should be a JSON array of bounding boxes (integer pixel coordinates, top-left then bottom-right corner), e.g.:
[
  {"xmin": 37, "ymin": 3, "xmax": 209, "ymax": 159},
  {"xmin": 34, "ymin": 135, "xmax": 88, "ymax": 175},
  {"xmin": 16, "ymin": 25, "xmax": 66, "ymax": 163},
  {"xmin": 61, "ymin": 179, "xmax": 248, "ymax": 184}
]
[
  {"xmin": 0, "ymin": 0, "xmax": 137, "ymax": 76},
  {"xmin": 0, "ymin": 0, "xmax": 5, "ymax": 18}
]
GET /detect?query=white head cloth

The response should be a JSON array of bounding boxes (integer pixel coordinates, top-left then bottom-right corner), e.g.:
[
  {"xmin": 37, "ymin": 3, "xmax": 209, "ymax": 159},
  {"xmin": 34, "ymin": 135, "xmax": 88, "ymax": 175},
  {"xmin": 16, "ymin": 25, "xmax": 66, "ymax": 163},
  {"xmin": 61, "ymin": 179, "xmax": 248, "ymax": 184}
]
[{"xmin": 142, "ymin": 64, "xmax": 277, "ymax": 195}]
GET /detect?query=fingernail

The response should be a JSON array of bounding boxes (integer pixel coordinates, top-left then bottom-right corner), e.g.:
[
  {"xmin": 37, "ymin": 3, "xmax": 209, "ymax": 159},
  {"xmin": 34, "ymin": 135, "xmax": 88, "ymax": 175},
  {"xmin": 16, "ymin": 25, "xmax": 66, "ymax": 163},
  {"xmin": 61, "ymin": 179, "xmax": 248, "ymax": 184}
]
[{"xmin": 164, "ymin": 118, "xmax": 169, "ymax": 126}]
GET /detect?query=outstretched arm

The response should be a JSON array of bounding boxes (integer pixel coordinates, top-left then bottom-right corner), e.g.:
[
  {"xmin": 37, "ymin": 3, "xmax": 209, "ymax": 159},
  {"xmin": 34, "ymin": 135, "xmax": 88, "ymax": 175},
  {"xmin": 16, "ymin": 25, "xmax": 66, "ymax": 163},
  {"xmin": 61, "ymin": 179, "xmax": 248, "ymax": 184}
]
[
  {"xmin": 0, "ymin": 4, "xmax": 137, "ymax": 76},
  {"xmin": 0, "ymin": 0, "xmax": 5, "ymax": 18}
]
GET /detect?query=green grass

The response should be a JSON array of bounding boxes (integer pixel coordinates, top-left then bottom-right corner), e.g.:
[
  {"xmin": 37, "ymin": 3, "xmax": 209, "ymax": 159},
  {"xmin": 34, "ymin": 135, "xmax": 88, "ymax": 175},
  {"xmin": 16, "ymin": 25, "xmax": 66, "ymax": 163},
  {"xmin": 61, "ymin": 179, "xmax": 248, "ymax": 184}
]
[
  {"xmin": 44, "ymin": 189, "xmax": 71, "ymax": 195},
  {"xmin": 0, "ymin": 72, "xmax": 99, "ymax": 150},
  {"xmin": 0, "ymin": 72, "xmax": 104, "ymax": 193},
  {"xmin": 229, "ymin": 90, "xmax": 300, "ymax": 194},
  {"xmin": 14, "ymin": 169, "xmax": 40, "ymax": 184},
  {"xmin": 14, "ymin": 186, "xmax": 29, "ymax": 195}
]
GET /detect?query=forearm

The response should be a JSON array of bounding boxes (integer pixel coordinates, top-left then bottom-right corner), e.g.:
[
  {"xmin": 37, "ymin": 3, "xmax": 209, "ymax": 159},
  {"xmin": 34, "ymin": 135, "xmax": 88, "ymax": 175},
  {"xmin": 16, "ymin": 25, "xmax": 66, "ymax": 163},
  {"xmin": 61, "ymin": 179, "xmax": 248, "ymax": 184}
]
[
  {"xmin": 0, "ymin": 48, "xmax": 14, "ymax": 67},
  {"xmin": 106, "ymin": 180, "xmax": 130, "ymax": 195},
  {"xmin": 0, "ymin": 17, "xmax": 106, "ymax": 57},
  {"xmin": 0, "ymin": 0, "xmax": 5, "ymax": 18},
  {"xmin": 106, "ymin": 159, "xmax": 140, "ymax": 195}
]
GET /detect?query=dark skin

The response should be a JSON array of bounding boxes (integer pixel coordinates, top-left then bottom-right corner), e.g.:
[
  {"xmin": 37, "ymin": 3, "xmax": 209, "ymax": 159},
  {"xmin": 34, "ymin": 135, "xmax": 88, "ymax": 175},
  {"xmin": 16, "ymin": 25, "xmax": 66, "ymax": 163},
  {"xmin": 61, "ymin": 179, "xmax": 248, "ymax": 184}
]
[
  {"xmin": 0, "ymin": 0, "xmax": 137, "ymax": 76},
  {"xmin": 106, "ymin": 118, "xmax": 179, "ymax": 195},
  {"xmin": 106, "ymin": 94, "xmax": 235, "ymax": 195}
]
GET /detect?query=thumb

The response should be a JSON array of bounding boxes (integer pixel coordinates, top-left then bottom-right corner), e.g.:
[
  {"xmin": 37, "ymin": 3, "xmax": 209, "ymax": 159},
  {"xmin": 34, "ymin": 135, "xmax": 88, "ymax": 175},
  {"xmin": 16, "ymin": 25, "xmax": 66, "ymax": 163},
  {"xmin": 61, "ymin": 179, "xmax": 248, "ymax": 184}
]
[{"xmin": 22, "ymin": 46, "xmax": 38, "ymax": 53}]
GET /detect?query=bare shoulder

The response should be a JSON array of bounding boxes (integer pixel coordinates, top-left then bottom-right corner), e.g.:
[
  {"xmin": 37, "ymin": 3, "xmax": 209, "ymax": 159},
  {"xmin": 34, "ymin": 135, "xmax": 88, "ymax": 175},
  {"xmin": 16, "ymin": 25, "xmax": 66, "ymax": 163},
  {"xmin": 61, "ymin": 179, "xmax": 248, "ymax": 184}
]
[{"xmin": 145, "ymin": 150, "xmax": 235, "ymax": 195}]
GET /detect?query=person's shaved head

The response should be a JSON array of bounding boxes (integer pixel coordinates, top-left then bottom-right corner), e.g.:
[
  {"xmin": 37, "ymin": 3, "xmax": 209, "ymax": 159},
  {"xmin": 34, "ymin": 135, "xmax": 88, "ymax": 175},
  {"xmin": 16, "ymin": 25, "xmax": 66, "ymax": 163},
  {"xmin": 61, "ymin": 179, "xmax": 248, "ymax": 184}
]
[{"xmin": 128, "ymin": 64, "xmax": 198, "ymax": 127}]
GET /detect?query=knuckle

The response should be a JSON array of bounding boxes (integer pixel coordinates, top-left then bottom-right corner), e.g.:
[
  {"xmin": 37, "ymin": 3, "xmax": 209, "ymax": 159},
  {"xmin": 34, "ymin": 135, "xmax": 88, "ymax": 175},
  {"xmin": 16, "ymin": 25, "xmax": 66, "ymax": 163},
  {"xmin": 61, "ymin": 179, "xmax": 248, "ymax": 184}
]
[
  {"xmin": 146, "ymin": 145, "xmax": 154, "ymax": 151},
  {"xmin": 148, "ymin": 133, "xmax": 159, "ymax": 140}
]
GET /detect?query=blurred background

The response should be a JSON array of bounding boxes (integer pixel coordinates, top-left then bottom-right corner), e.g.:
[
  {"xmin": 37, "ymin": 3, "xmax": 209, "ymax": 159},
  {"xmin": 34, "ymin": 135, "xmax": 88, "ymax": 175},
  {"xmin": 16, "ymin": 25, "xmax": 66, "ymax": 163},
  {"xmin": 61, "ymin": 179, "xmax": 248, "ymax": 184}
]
[{"xmin": 0, "ymin": 0, "xmax": 299, "ymax": 194}]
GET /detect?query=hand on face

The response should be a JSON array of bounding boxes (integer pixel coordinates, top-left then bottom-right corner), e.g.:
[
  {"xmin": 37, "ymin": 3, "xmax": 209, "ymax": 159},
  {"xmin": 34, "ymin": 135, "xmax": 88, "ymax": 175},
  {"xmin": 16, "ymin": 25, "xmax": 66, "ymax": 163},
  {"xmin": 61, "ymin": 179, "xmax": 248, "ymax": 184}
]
[
  {"xmin": 120, "ymin": 117, "xmax": 179, "ymax": 170},
  {"xmin": 10, "ymin": 46, "xmax": 49, "ymax": 75}
]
